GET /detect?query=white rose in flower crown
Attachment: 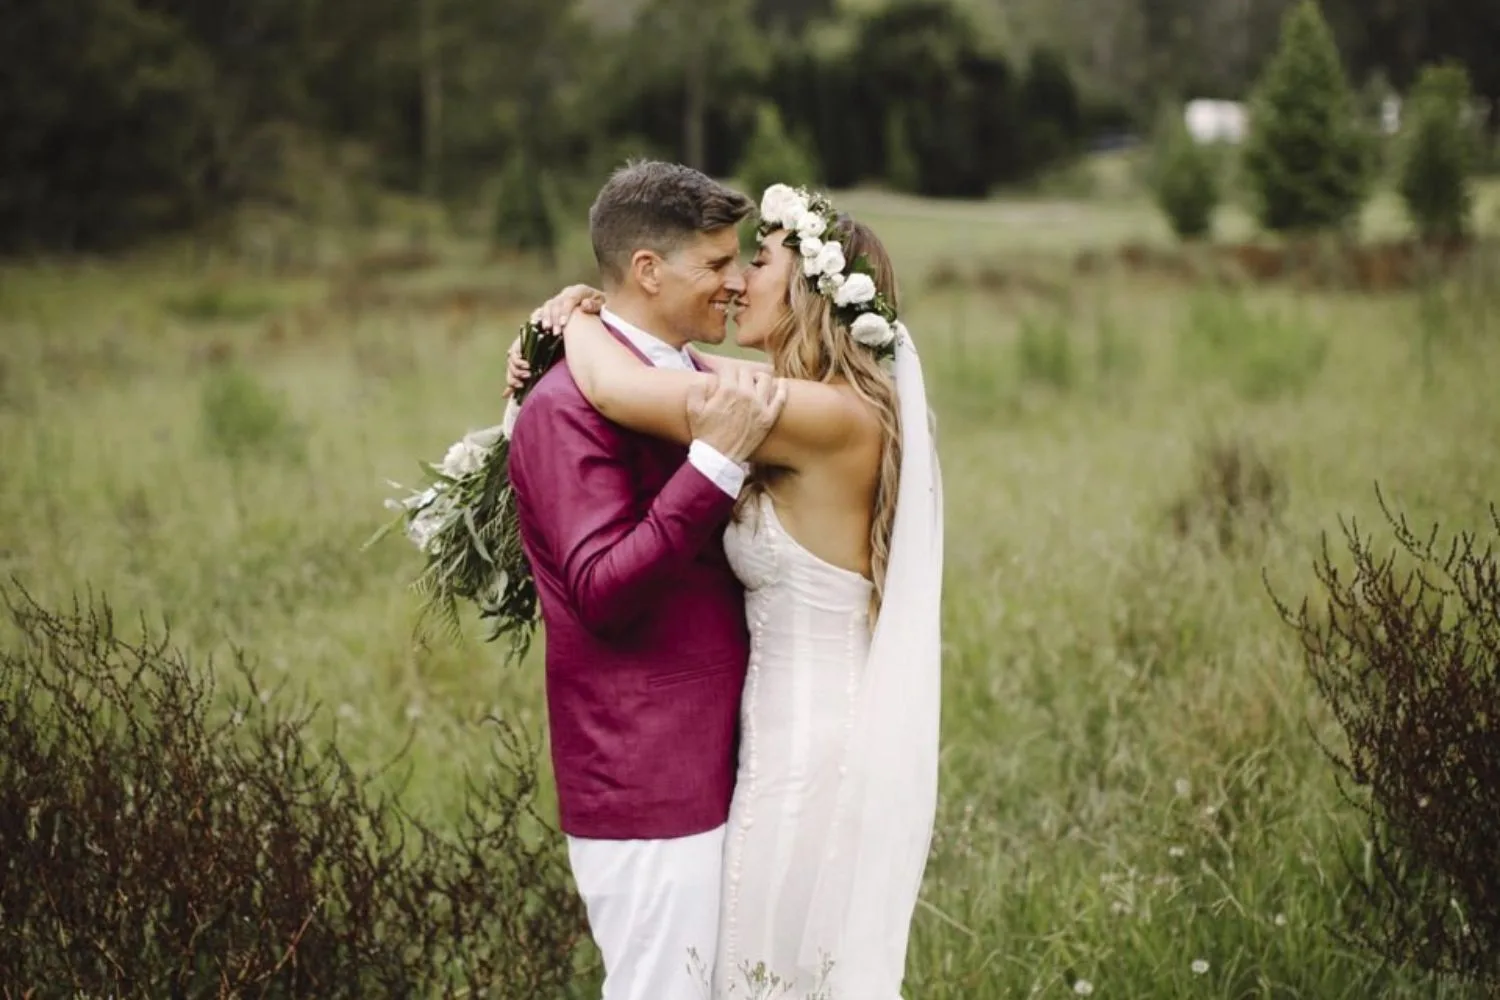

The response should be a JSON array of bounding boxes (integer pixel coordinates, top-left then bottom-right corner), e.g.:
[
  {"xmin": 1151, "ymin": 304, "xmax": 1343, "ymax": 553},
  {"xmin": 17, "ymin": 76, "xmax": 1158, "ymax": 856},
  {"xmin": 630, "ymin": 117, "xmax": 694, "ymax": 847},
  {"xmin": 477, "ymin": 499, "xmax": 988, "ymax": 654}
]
[
  {"xmin": 796, "ymin": 211, "xmax": 827, "ymax": 240},
  {"xmin": 799, "ymin": 236, "xmax": 823, "ymax": 260},
  {"xmin": 809, "ymin": 241, "xmax": 846, "ymax": 280},
  {"xmin": 834, "ymin": 272, "xmax": 877, "ymax": 307},
  {"xmin": 850, "ymin": 312, "xmax": 895, "ymax": 349},
  {"xmin": 760, "ymin": 184, "xmax": 806, "ymax": 229}
]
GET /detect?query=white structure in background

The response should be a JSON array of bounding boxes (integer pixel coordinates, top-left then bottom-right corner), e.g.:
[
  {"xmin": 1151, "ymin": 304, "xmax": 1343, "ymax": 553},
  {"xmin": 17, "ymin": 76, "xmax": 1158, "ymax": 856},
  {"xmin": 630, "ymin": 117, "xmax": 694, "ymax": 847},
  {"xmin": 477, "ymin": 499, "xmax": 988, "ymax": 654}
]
[
  {"xmin": 1381, "ymin": 96, "xmax": 1403, "ymax": 135},
  {"xmin": 1183, "ymin": 99, "xmax": 1249, "ymax": 144}
]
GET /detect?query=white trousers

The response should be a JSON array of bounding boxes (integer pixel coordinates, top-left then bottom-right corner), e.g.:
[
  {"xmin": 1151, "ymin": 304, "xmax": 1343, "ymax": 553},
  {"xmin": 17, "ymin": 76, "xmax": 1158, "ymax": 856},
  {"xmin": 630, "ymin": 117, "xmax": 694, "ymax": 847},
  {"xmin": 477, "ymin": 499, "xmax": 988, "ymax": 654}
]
[{"xmin": 567, "ymin": 824, "xmax": 725, "ymax": 1000}]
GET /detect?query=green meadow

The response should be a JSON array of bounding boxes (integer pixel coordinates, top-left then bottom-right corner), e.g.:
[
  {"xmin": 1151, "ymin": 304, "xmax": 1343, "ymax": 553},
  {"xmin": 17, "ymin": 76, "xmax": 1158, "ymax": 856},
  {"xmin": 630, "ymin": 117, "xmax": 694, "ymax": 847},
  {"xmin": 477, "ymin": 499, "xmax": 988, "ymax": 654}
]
[{"xmin": 3, "ymin": 173, "xmax": 1499, "ymax": 997}]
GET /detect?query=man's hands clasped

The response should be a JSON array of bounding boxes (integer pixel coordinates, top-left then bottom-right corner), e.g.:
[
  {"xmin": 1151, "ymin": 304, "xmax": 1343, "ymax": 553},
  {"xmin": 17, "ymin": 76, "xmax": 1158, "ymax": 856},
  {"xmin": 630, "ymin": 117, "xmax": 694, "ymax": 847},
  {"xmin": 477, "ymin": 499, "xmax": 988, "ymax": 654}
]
[{"xmin": 689, "ymin": 366, "xmax": 787, "ymax": 464}]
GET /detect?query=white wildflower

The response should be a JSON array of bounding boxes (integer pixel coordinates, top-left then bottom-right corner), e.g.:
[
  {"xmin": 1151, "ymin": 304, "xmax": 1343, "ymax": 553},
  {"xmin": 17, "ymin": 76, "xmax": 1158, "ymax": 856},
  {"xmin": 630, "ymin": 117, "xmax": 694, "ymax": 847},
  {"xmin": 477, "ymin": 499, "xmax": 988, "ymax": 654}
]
[
  {"xmin": 1168, "ymin": 845, "xmax": 1186, "ymax": 859},
  {"xmin": 1190, "ymin": 959, "xmax": 1209, "ymax": 976},
  {"xmin": 405, "ymin": 702, "xmax": 424, "ymax": 721},
  {"xmin": 850, "ymin": 312, "xmax": 894, "ymax": 349},
  {"xmin": 1073, "ymin": 980, "xmax": 1094, "ymax": 996},
  {"xmin": 1174, "ymin": 778, "xmax": 1192, "ymax": 798},
  {"xmin": 834, "ymin": 272, "xmax": 877, "ymax": 307},
  {"xmin": 1274, "ymin": 913, "xmax": 1287, "ymax": 927}
]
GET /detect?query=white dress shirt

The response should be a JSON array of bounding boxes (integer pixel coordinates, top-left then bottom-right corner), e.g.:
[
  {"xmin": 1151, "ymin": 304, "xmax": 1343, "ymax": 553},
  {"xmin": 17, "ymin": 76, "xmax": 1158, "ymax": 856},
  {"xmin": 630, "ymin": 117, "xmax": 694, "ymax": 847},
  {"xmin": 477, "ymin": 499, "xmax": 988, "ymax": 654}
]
[{"xmin": 600, "ymin": 308, "xmax": 747, "ymax": 498}]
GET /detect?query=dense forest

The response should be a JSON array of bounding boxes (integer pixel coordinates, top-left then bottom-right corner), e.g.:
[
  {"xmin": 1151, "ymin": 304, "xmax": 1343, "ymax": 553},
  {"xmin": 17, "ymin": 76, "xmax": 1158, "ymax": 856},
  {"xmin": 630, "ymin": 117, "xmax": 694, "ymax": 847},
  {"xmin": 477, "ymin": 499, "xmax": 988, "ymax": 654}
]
[{"xmin": 1, "ymin": 0, "xmax": 1494, "ymax": 251}]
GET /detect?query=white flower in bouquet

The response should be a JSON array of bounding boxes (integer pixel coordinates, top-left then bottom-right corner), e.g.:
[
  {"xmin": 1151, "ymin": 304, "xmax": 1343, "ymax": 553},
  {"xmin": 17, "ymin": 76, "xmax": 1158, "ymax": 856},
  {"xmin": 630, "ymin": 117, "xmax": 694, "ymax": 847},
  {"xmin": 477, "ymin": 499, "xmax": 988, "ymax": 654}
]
[
  {"xmin": 406, "ymin": 495, "xmax": 454, "ymax": 554},
  {"xmin": 851, "ymin": 312, "xmax": 895, "ymax": 349},
  {"xmin": 834, "ymin": 272, "xmax": 877, "ymax": 307},
  {"xmin": 440, "ymin": 439, "xmax": 484, "ymax": 479},
  {"xmin": 439, "ymin": 426, "xmax": 505, "ymax": 479}
]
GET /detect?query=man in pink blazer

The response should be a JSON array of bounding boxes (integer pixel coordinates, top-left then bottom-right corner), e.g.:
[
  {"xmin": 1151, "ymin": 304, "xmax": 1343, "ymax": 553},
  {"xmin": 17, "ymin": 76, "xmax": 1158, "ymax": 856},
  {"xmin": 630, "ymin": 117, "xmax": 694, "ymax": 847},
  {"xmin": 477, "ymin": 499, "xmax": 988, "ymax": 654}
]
[{"xmin": 508, "ymin": 162, "xmax": 778, "ymax": 1000}]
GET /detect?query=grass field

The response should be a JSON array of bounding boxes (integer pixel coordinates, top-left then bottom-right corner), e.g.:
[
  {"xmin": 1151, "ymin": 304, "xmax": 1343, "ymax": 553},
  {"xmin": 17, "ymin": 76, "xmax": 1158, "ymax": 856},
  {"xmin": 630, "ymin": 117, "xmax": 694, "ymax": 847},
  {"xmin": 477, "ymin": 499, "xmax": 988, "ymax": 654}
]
[{"xmin": 3, "ymin": 179, "xmax": 1499, "ymax": 997}]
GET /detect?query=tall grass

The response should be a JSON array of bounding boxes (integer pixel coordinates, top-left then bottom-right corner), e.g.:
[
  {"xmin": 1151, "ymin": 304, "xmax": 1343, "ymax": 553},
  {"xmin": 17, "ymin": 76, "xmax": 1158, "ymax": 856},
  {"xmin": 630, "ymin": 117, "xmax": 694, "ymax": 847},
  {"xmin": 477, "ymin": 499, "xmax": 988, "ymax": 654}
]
[{"xmin": 3, "ymin": 189, "xmax": 1500, "ymax": 996}]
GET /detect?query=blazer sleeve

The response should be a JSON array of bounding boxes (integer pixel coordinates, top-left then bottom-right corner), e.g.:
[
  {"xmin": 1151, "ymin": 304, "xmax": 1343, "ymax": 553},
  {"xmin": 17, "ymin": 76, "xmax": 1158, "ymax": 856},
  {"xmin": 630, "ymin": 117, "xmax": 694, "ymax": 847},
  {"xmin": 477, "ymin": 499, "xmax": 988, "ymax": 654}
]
[{"xmin": 511, "ymin": 391, "xmax": 736, "ymax": 637}]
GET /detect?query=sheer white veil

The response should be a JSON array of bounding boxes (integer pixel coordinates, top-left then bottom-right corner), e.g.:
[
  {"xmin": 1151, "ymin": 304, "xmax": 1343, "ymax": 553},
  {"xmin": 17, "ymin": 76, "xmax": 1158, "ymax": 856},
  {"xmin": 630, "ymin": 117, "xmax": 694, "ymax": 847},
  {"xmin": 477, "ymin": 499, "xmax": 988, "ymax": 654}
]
[{"xmin": 797, "ymin": 325, "xmax": 944, "ymax": 998}]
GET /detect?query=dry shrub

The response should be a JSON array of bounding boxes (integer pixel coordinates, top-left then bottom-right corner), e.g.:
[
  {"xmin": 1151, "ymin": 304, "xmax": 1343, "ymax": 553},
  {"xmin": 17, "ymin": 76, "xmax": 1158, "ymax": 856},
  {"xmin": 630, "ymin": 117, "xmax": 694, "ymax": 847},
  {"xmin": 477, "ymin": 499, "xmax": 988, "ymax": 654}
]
[
  {"xmin": 1167, "ymin": 434, "xmax": 1287, "ymax": 552},
  {"xmin": 924, "ymin": 258, "xmax": 965, "ymax": 291},
  {"xmin": 0, "ymin": 585, "xmax": 586, "ymax": 998},
  {"xmin": 1271, "ymin": 489, "xmax": 1500, "ymax": 990}
]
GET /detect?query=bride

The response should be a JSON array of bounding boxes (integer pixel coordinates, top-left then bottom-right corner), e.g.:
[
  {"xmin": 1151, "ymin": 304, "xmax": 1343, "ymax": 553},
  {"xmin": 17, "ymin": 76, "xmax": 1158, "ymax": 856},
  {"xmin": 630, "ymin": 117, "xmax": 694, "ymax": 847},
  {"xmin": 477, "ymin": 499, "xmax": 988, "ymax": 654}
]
[{"xmin": 515, "ymin": 185, "xmax": 943, "ymax": 999}]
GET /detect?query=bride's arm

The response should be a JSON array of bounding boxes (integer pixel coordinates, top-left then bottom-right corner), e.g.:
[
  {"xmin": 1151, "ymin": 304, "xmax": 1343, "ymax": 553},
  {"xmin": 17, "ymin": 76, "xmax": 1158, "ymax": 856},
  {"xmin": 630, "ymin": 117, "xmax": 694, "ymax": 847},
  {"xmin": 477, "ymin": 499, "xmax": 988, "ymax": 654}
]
[
  {"xmin": 685, "ymin": 347, "xmax": 772, "ymax": 377},
  {"xmin": 562, "ymin": 311, "xmax": 876, "ymax": 469}
]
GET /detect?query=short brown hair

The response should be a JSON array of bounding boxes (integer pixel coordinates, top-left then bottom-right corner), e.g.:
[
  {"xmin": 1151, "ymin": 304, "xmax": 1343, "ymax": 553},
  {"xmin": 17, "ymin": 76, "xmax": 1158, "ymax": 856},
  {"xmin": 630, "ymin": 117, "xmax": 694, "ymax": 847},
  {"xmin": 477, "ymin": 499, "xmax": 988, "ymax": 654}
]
[{"xmin": 588, "ymin": 161, "xmax": 754, "ymax": 286}]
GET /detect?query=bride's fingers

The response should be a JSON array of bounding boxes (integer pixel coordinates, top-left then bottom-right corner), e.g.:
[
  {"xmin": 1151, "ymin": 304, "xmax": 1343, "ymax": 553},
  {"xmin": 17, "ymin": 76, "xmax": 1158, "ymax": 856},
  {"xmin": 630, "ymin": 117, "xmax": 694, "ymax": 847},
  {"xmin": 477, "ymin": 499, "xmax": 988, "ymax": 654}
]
[{"xmin": 769, "ymin": 377, "xmax": 790, "ymax": 419}]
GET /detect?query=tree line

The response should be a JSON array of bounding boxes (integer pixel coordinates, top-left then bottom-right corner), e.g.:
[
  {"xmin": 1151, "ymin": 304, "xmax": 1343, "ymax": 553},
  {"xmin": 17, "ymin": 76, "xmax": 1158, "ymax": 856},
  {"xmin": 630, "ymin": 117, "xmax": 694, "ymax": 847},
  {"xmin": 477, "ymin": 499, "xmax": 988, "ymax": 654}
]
[{"xmin": 1, "ymin": 0, "xmax": 1493, "ymax": 253}]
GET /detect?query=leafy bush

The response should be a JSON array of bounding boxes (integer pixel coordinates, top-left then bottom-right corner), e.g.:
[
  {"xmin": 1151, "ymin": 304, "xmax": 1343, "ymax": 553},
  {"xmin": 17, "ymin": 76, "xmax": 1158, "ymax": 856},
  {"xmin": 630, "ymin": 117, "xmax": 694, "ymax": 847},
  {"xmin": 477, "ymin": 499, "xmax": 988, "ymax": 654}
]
[
  {"xmin": 199, "ymin": 367, "xmax": 307, "ymax": 465},
  {"xmin": 1177, "ymin": 290, "xmax": 1328, "ymax": 402},
  {"xmin": 1271, "ymin": 491, "xmax": 1500, "ymax": 991},
  {"xmin": 1398, "ymin": 63, "xmax": 1479, "ymax": 242},
  {"xmin": 1244, "ymin": 0, "xmax": 1371, "ymax": 233},
  {"xmin": 0, "ymin": 585, "xmax": 587, "ymax": 998},
  {"xmin": 1151, "ymin": 108, "xmax": 1222, "ymax": 241},
  {"xmin": 1015, "ymin": 312, "xmax": 1076, "ymax": 392}
]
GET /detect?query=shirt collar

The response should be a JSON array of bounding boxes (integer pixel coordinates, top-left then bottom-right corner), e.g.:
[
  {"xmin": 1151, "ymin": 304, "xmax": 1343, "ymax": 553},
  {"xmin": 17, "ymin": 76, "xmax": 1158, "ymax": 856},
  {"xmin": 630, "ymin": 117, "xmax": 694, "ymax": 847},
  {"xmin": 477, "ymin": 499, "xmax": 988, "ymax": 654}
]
[{"xmin": 600, "ymin": 308, "xmax": 693, "ymax": 370}]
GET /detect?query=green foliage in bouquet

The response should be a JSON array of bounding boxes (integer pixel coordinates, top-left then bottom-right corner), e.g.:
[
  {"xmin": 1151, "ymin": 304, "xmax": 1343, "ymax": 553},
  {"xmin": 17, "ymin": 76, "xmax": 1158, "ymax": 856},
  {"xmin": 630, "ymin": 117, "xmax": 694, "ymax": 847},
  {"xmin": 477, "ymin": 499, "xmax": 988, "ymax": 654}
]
[{"xmin": 369, "ymin": 321, "xmax": 564, "ymax": 663}]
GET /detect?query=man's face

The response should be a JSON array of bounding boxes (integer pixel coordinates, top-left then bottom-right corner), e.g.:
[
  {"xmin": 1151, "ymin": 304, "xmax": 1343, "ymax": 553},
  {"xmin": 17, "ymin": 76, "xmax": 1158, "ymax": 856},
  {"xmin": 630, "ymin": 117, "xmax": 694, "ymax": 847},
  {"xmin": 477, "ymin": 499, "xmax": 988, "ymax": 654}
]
[{"xmin": 655, "ymin": 227, "xmax": 745, "ymax": 346}]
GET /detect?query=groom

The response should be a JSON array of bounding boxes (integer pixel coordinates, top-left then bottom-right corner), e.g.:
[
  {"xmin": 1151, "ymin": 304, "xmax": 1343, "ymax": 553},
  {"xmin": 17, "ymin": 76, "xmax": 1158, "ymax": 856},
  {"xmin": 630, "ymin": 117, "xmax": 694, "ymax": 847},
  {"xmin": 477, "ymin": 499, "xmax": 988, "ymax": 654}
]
[{"xmin": 506, "ymin": 161, "xmax": 775, "ymax": 1000}]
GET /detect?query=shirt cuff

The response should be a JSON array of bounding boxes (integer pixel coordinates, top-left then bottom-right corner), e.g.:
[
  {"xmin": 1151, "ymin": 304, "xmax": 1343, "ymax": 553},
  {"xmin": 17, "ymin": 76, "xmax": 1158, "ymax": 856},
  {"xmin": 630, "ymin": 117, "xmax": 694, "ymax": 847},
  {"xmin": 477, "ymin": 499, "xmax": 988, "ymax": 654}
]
[{"xmin": 688, "ymin": 440, "xmax": 748, "ymax": 498}]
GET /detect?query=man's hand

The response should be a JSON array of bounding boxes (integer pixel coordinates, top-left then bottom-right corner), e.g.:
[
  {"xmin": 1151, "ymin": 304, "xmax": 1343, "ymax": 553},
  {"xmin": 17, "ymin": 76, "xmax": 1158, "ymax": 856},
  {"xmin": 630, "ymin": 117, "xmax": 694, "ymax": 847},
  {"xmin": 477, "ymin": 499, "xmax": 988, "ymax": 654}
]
[
  {"xmin": 534, "ymin": 283, "xmax": 606, "ymax": 333},
  {"xmin": 686, "ymin": 368, "xmax": 788, "ymax": 463}
]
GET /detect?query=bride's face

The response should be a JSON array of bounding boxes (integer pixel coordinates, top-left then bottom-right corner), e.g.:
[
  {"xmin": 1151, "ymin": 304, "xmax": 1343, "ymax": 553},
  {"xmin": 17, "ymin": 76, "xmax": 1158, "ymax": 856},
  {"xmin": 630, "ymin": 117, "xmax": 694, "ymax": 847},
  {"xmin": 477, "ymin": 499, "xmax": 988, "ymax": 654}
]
[{"xmin": 733, "ymin": 230, "xmax": 795, "ymax": 351}]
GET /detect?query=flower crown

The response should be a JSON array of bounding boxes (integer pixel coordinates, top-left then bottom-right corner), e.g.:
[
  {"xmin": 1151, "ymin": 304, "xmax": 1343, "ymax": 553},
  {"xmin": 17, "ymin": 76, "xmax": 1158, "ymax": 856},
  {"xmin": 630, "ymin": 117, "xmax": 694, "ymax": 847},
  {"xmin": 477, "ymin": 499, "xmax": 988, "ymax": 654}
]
[{"xmin": 757, "ymin": 184, "xmax": 901, "ymax": 359}]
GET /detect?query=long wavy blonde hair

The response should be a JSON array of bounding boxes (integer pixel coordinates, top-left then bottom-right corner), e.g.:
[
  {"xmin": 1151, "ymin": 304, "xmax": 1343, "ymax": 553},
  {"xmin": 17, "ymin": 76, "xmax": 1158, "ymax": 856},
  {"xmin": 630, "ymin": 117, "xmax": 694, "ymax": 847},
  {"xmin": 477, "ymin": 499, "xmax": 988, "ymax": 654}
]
[{"xmin": 738, "ymin": 215, "xmax": 902, "ymax": 618}]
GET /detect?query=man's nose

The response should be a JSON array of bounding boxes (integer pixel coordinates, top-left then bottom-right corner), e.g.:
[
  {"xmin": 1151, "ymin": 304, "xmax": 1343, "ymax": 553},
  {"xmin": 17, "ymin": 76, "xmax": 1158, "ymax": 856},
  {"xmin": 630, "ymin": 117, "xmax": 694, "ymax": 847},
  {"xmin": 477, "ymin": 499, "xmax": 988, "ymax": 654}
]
[{"xmin": 724, "ymin": 266, "xmax": 747, "ymax": 295}]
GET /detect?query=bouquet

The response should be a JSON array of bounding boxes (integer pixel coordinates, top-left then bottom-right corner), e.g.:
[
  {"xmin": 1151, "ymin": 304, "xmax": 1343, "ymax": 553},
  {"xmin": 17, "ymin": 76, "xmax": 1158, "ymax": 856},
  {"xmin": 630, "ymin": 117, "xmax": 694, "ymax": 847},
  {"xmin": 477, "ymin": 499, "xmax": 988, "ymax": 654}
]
[{"xmin": 367, "ymin": 320, "xmax": 564, "ymax": 662}]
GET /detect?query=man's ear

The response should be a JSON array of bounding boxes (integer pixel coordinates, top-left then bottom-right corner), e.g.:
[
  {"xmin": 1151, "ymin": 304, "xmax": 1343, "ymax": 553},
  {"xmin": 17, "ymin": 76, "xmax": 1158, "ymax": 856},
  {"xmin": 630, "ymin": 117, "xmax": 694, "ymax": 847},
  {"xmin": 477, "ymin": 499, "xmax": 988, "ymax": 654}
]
[{"xmin": 629, "ymin": 249, "xmax": 664, "ymax": 296}]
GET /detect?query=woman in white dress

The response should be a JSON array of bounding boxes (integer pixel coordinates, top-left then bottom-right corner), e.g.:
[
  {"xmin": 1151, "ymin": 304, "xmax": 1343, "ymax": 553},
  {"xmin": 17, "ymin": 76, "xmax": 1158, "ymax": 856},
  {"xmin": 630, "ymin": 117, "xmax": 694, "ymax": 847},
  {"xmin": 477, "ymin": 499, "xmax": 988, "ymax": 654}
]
[{"xmin": 521, "ymin": 185, "xmax": 943, "ymax": 999}]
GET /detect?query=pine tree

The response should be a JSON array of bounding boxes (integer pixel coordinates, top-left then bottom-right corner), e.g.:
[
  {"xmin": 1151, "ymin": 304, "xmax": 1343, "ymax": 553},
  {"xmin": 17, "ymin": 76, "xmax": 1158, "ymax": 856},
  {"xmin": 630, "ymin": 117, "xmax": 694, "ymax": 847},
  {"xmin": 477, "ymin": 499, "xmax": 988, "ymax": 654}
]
[
  {"xmin": 736, "ymin": 103, "xmax": 819, "ymax": 206},
  {"xmin": 492, "ymin": 150, "xmax": 556, "ymax": 264},
  {"xmin": 1243, "ymin": 0, "xmax": 1370, "ymax": 233},
  {"xmin": 1398, "ymin": 63, "xmax": 1477, "ymax": 242},
  {"xmin": 1152, "ymin": 107, "xmax": 1220, "ymax": 241}
]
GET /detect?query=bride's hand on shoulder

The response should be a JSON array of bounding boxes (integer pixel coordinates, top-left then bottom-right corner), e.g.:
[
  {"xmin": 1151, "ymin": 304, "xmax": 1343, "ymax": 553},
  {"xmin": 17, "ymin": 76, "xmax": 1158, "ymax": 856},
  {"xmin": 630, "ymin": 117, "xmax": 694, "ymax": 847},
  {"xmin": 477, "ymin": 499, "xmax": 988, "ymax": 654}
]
[
  {"xmin": 534, "ymin": 283, "xmax": 606, "ymax": 334},
  {"xmin": 504, "ymin": 285, "xmax": 606, "ymax": 397}
]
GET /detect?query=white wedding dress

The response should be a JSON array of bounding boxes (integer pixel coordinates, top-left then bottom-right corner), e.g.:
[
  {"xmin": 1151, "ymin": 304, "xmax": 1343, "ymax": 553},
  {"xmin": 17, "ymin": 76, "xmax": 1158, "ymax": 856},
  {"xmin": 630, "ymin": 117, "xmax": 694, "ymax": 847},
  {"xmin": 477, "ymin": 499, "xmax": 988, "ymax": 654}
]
[
  {"xmin": 714, "ymin": 493, "xmax": 874, "ymax": 998},
  {"xmin": 710, "ymin": 331, "xmax": 945, "ymax": 1000}
]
